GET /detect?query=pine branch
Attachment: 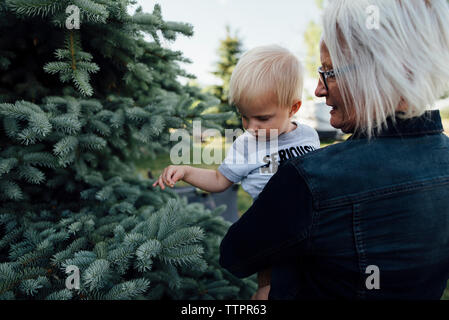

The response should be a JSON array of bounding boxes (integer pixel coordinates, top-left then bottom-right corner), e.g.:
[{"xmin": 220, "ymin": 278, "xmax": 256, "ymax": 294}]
[
  {"xmin": 19, "ymin": 276, "xmax": 50, "ymax": 296},
  {"xmin": 44, "ymin": 32, "xmax": 99, "ymax": 97},
  {"xmin": 161, "ymin": 227, "xmax": 205, "ymax": 250},
  {"xmin": 23, "ymin": 152, "xmax": 58, "ymax": 169},
  {"xmin": 107, "ymin": 246, "xmax": 132, "ymax": 275},
  {"xmin": 0, "ymin": 102, "xmax": 32, "ymax": 121},
  {"xmin": 104, "ymin": 278, "xmax": 150, "ymax": 300},
  {"xmin": 2, "ymin": 117, "xmax": 21, "ymax": 139},
  {"xmin": 5, "ymin": 0, "xmax": 64, "ymax": 18},
  {"xmin": 72, "ymin": 69, "xmax": 93, "ymax": 96},
  {"xmin": 45, "ymin": 289, "xmax": 73, "ymax": 300},
  {"xmin": 73, "ymin": 0, "xmax": 109, "ymax": 24},
  {"xmin": 0, "ymin": 180, "xmax": 23, "ymax": 201},
  {"xmin": 135, "ymin": 239, "xmax": 161, "ymax": 272},
  {"xmin": 156, "ymin": 199, "xmax": 181, "ymax": 240},
  {"xmin": 53, "ymin": 136, "xmax": 78, "ymax": 157},
  {"xmin": 159, "ymin": 244, "xmax": 204, "ymax": 267},
  {"xmin": 125, "ymin": 107, "xmax": 150, "ymax": 123},
  {"xmin": 0, "ymin": 158, "xmax": 18, "ymax": 176},
  {"xmin": 50, "ymin": 115, "xmax": 82, "ymax": 135},
  {"xmin": 61, "ymin": 250, "xmax": 97, "ymax": 271}
]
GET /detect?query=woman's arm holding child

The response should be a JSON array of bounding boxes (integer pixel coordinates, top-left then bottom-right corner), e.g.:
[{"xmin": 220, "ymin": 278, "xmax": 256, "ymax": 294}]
[{"xmin": 152, "ymin": 165, "xmax": 233, "ymax": 193}]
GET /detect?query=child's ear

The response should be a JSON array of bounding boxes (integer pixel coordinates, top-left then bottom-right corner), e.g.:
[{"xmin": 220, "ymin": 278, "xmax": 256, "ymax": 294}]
[{"xmin": 289, "ymin": 100, "xmax": 302, "ymax": 117}]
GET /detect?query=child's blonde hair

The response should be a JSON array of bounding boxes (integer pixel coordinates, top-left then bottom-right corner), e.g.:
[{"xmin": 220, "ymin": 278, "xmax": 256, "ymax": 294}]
[{"xmin": 229, "ymin": 45, "xmax": 304, "ymax": 109}]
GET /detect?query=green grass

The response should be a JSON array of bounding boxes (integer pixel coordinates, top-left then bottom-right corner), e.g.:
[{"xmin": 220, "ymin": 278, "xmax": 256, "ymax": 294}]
[
  {"xmin": 442, "ymin": 281, "xmax": 449, "ymax": 300},
  {"xmin": 440, "ymin": 108, "xmax": 449, "ymax": 120},
  {"xmin": 441, "ymin": 111, "xmax": 449, "ymax": 135},
  {"xmin": 236, "ymin": 186, "xmax": 253, "ymax": 217}
]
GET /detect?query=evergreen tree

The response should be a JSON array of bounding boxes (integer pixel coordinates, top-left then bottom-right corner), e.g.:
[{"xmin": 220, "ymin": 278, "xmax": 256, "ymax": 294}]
[
  {"xmin": 303, "ymin": 0, "xmax": 324, "ymax": 81},
  {"xmin": 208, "ymin": 25, "xmax": 244, "ymax": 130},
  {"xmin": 0, "ymin": 0, "xmax": 254, "ymax": 300},
  {"xmin": 303, "ymin": 21, "xmax": 321, "ymax": 79}
]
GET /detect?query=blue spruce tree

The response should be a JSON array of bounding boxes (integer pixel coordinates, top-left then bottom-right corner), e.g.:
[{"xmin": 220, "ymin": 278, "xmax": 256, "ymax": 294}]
[{"xmin": 0, "ymin": 0, "xmax": 255, "ymax": 300}]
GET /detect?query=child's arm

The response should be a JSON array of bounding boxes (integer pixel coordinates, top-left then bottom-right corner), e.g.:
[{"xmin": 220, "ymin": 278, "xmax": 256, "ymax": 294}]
[{"xmin": 152, "ymin": 165, "xmax": 234, "ymax": 193}]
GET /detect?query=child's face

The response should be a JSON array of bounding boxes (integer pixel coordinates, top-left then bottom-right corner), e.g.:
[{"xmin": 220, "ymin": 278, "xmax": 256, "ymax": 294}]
[{"xmin": 236, "ymin": 91, "xmax": 299, "ymax": 139}]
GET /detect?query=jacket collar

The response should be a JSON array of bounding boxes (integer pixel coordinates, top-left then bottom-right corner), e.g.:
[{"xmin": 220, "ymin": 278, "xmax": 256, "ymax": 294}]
[{"xmin": 348, "ymin": 110, "xmax": 444, "ymax": 140}]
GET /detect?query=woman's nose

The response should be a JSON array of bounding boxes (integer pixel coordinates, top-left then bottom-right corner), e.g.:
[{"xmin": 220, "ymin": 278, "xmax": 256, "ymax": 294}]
[{"xmin": 315, "ymin": 78, "xmax": 327, "ymax": 98}]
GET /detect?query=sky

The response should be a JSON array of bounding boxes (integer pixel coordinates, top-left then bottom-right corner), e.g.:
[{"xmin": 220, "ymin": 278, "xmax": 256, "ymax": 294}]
[{"xmin": 130, "ymin": 0, "xmax": 323, "ymax": 95}]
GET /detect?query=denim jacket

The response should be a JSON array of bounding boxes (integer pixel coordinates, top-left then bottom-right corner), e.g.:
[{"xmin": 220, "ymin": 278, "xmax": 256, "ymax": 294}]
[{"xmin": 219, "ymin": 110, "xmax": 449, "ymax": 299}]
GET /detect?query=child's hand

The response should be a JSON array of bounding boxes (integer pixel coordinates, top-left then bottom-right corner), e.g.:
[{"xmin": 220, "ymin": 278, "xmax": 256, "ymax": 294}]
[
  {"xmin": 251, "ymin": 285, "xmax": 270, "ymax": 300},
  {"xmin": 152, "ymin": 165, "xmax": 187, "ymax": 190}
]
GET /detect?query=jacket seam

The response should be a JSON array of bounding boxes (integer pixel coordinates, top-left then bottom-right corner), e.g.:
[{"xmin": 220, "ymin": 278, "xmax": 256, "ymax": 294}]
[
  {"xmin": 290, "ymin": 159, "xmax": 320, "ymax": 210},
  {"xmin": 289, "ymin": 161, "xmax": 320, "ymax": 254},
  {"xmin": 350, "ymin": 129, "xmax": 443, "ymax": 140},
  {"xmin": 377, "ymin": 129, "xmax": 443, "ymax": 137},
  {"xmin": 307, "ymin": 210, "xmax": 320, "ymax": 254},
  {"xmin": 352, "ymin": 203, "xmax": 367, "ymax": 299},
  {"xmin": 318, "ymin": 176, "xmax": 449, "ymax": 209}
]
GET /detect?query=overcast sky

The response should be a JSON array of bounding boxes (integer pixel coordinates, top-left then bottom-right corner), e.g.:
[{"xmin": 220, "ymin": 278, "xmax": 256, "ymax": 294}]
[{"xmin": 130, "ymin": 0, "xmax": 322, "ymax": 95}]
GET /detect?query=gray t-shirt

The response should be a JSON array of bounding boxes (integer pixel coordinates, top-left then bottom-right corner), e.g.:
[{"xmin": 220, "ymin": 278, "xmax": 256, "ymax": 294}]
[{"xmin": 218, "ymin": 120, "xmax": 320, "ymax": 200}]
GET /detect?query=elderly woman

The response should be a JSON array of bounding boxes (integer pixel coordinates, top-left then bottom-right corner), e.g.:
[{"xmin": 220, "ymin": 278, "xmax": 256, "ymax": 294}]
[{"xmin": 219, "ymin": 0, "xmax": 449, "ymax": 299}]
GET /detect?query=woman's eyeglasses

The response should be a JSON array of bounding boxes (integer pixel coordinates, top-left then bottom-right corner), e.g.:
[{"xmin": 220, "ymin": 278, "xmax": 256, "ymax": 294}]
[
  {"xmin": 318, "ymin": 66, "xmax": 335, "ymax": 91},
  {"xmin": 318, "ymin": 65, "xmax": 356, "ymax": 91}
]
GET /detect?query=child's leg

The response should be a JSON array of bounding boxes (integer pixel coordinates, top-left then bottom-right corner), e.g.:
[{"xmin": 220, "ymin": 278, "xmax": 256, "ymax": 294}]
[
  {"xmin": 257, "ymin": 268, "xmax": 271, "ymax": 287},
  {"xmin": 251, "ymin": 268, "xmax": 271, "ymax": 300}
]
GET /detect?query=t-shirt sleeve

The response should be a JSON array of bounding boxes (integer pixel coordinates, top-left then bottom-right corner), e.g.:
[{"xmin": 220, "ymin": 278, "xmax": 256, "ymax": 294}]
[
  {"xmin": 218, "ymin": 138, "xmax": 251, "ymax": 183},
  {"xmin": 219, "ymin": 160, "xmax": 314, "ymax": 278}
]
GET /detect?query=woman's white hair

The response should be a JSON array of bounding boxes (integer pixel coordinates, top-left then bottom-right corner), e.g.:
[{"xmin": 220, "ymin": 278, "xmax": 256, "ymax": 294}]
[
  {"xmin": 322, "ymin": 0, "xmax": 449, "ymax": 139},
  {"xmin": 229, "ymin": 45, "xmax": 304, "ymax": 108}
]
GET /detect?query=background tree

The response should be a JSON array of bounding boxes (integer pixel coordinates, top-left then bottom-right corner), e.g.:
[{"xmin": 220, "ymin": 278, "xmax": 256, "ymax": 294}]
[
  {"xmin": 303, "ymin": 0, "xmax": 324, "ymax": 81},
  {"xmin": 0, "ymin": 0, "xmax": 254, "ymax": 300},
  {"xmin": 208, "ymin": 25, "xmax": 244, "ymax": 130}
]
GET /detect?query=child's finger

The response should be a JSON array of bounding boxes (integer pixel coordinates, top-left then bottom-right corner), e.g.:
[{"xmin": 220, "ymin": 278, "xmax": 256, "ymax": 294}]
[
  {"xmin": 172, "ymin": 171, "xmax": 183, "ymax": 184},
  {"xmin": 165, "ymin": 167, "xmax": 173, "ymax": 184},
  {"xmin": 166, "ymin": 167, "xmax": 176, "ymax": 185},
  {"xmin": 162, "ymin": 169, "xmax": 171, "ymax": 187},
  {"xmin": 158, "ymin": 175, "xmax": 165, "ymax": 190},
  {"xmin": 159, "ymin": 168, "xmax": 166, "ymax": 184}
]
